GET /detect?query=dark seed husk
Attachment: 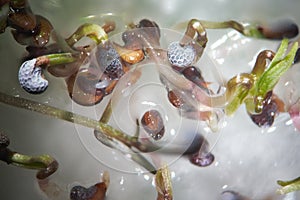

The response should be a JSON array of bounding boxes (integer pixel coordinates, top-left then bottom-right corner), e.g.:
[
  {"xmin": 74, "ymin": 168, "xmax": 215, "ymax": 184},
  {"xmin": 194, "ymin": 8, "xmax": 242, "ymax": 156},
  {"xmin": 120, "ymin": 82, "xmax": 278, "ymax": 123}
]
[
  {"xmin": 0, "ymin": 2, "xmax": 9, "ymax": 33},
  {"xmin": 66, "ymin": 72, "xmax": 104, "ymax": 106},
  {"xmin": 0, "ymin": 132, "xmax": 10, "ymax": 147},
  {"xmin": 190, "ymin": 152, "xmax": 214, "ymax": 167},
  {"xmin": 141, "ymin": 110, "xmax": 165, "ymax": 140},
  {"xmin": 11, "ymin": 15, "xmax": 53, "ymax": 47},
  {"xmin": 70, "ymin": 185, "xmax": 97, "ymax": 200},
  {"xmin": 258, "ymin": 19, "xmax": 299, "ymax": 39},
  {"xmin": 8, "ymin": 10, "xmax": 37, "ymax": 32},
  {"xmin": 249, "ymin": 91, "xmax": 278, "ymax": 127}
]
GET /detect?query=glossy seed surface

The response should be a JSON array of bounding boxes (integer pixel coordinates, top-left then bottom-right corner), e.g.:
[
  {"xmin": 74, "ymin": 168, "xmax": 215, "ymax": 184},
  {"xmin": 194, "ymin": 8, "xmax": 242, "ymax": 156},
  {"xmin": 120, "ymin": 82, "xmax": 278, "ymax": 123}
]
[
  {"xmin": 190, "ymin": 152, "xmax": 214, "ymax": 167},
  {"xmin": 8, "ymin": 11, "xmax": 37, "ymax": 32},
  {"xmin": 141, "ymin": 110, "xmax": 165, "ymax": 140},
  {"xmin": 250, "ymin": 92, "xmax": 278, "ymax": 127},
  {"xmin": 168, "ymin": 90, "xmax": 184, "ymax": 108},
  {"xmin": 181, "ymin": 66, "xmax": 209, "ymax": 91}
]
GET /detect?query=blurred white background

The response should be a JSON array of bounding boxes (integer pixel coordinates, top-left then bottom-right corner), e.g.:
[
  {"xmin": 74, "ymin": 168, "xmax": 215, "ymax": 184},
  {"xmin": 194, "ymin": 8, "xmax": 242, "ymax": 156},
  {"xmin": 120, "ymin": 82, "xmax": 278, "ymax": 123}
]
[{"xmin": 1, "ymin": 0, "xmax": 300, "ymax": 199}]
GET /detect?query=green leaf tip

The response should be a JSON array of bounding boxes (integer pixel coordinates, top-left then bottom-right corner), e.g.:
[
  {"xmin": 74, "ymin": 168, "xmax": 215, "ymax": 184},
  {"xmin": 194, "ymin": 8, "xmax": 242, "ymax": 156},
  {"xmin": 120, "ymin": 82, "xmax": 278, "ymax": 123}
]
[
  {"xmin": 255, "ymin": 39, "xmax": 298, "ymax": 112},
  {"xmin": 277, "ymin": 176, "xmax": 300, "ymax": 195}
]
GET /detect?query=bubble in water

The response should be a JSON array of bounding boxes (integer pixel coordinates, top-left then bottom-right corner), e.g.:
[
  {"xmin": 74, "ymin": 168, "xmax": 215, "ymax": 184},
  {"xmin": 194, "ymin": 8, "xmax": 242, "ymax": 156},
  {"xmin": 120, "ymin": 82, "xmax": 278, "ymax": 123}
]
[{"xmin": 72, "ymin": 26, "xmax": 226, "ymax": 173}]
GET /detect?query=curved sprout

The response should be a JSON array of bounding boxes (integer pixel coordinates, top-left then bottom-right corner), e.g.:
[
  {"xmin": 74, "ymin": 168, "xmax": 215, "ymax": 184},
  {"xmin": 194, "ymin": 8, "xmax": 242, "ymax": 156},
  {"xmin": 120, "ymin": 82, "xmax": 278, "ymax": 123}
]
[
  {"xmin": 18, "ymin": 53, "xmax": 78, "ymax": 94},
  {"xmin": 277, "ymin": 176, "xmax": 300, "ymax": 195},
  {"xmin": 1, "ymin": 6, "xmax": 300, "ymax": 198},
  {"xmin": 0, "ymin": 132, "xmax": 58, "ymax": 179},
  {"xmin": 70, "ymin": 171, "xmax": 109, "ymax": 200}
]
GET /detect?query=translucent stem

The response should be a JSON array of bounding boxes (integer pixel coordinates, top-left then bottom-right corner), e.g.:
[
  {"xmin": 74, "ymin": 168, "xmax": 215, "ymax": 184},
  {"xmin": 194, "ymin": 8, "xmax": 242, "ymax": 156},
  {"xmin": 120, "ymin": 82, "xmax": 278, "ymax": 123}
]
[
  {"xmin": 175, "ymin": 19, "xmax": 265, "ymax": 39},
  {"xmin": 0, "ymin": 91, "xmax": 158, "ymax": 152},
  {"xmin": 100, "ymin": 100, "xmax": 112, "ymax": 124},
  {"xmin": 99, "ymin": 100, "xmax": 158, "ymax": 173},
  {"xmin": 277, "ymin": 176, "xmax": 300, "ymax": 194},
  {"xmin": 37, "ymin": 53, "xmax": 78, "ymax": 67},
  {"xmin": 130, "ymin": 152, "xmax": 157, "ymax": 174},
  {"xmin": 224, "ymin": 73, "xmax": 254, "ymax": 115},
  {"xmin": 254, "ymin": 40, "xmax": 298, "ymax": 112},
  {"xmin": 181, "ymin": 18, "xmax": 265, "ymax": 44},
  {"xmin": 11, "ymin": 153, "xmax": 50, "ymax": 169},
  {"xmin": 181, "ymin": 19, "xmax": 208, "ymax": 48},
  {"xmin": 0, "ymin": 91, "xmax": 160, "ymax": 173},
  {"xmin": 176, "ymin": 18, "xmax": 297, "ymax": 49},
  {"xmin": 0, "ymin": 147, "xmax": 58, "ymax": 179},
  {"xmin": 200, "ymin": 20, "xmax": 245, "ymax": 31},
  {"xmin": 251, "ymin": 50, "xmax": 275, "ymax": 77},
  {"xmin": 200, "ymin": 20, "xmax": 267, "ymax": 38},
  {"xmin": 157, "ymin": 63, "xmax": 227, "ymax": 107},
  {"xmin": 65, "ymin": 23, "xmax": 108, "ymax": 46},
  {"xmin": 47, "ymin": 53, "xmax": 77, "ymax": 66},
  {"xmin": 10, "ymin": 153, "xmax": 58, "ymax": 179}
]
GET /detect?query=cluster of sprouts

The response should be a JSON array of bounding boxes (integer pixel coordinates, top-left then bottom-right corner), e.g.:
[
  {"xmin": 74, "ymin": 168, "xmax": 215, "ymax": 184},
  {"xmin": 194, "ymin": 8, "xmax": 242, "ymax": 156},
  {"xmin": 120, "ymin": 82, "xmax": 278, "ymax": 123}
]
[{"xmin": 1, "ymin": 0, "xmax": 300, "ymax": 199}]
